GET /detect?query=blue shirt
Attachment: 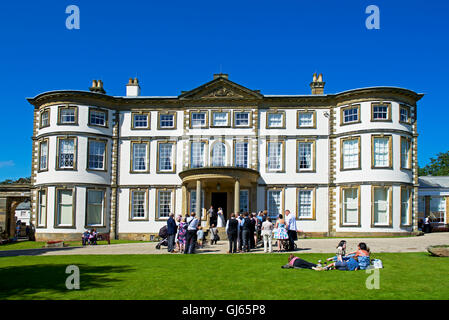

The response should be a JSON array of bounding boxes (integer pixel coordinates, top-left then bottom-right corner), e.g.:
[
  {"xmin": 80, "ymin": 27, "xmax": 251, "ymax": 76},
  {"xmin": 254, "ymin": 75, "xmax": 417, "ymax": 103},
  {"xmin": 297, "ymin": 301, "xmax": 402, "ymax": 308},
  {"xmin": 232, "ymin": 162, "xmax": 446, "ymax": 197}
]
[{"xmin": 187, "ymin": 217, "xmax": 199, "ymax": 231}]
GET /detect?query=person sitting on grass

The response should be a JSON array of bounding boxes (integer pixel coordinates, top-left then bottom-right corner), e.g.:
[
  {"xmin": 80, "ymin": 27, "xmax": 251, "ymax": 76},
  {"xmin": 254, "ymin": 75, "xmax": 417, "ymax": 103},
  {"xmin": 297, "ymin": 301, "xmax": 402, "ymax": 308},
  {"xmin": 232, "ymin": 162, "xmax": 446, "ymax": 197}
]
[
  {"xmin": 327, "ymin": 240, "xmax": 348, "ymax": 263},
  {"xmin": 282, "ymin": 254, "xmax": 324, "ymax": 271},
  {"xmin": 325, "ymin": 242, "xmax": 370, "ymax": 271},
  {"xmin": 346, "ymin": 242, "xmax": 371, "ymax": 270}
]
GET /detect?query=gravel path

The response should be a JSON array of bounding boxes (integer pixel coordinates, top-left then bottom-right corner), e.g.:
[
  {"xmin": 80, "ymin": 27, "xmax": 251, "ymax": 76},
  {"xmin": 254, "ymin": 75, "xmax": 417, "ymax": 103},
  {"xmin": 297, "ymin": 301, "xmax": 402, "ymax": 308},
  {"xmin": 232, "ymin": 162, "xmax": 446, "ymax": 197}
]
[{"xmin": 1, "ymin": 233, "xmax": 447, "ymax": 258}]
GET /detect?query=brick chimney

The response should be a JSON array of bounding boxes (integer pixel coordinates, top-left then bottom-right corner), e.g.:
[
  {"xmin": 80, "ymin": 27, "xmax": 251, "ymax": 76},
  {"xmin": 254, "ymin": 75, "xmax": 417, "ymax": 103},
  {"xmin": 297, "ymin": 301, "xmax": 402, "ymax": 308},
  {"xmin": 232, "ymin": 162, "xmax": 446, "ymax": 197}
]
[
  {"xmin": 89, "ymin": 80, "xmax": 106, "ymax": 94},
  {"xmin": 310, "ymin": 73, "xmax": 325, "ymax": 95},
  {"xmin": 126, "ymin": 78, "xmax": 141, "ymax": 97}
]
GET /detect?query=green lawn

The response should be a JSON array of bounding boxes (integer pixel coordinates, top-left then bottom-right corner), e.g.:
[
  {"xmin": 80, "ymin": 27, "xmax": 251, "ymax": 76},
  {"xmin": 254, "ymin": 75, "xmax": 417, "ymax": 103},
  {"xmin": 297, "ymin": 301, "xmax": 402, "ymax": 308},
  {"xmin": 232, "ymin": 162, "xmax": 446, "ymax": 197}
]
[
  {"xmin": 0, "ymin": 252, "xmax": 448, "ymax": 300},
  {"xmin": 0, "ymin": 240, "xmax": 144, "ymax": 251}
]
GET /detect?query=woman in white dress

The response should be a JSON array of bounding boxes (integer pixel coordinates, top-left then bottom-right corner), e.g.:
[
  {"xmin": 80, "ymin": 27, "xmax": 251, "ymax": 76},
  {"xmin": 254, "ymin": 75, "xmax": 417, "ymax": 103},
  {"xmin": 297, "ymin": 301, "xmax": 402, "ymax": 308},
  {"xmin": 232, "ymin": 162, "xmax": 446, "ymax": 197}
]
[{"xmin": 217, "ymin": 207, "xmax": 225, "ymax": 228}]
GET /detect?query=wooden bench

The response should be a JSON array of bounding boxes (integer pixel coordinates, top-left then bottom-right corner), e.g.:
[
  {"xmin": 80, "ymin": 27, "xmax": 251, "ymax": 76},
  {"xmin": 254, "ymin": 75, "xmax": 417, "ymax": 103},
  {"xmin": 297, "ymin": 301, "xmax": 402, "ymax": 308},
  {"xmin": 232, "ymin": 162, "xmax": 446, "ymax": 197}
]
[{"xmin": 97, "ymin": 233, "xmax": 111, "ymax": 245}]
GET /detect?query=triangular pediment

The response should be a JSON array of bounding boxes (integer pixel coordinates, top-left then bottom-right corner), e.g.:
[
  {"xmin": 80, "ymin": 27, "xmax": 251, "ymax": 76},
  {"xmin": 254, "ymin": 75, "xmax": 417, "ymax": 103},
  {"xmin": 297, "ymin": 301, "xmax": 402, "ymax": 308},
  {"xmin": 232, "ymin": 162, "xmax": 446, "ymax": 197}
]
[{"xmin": 179, "ymin": 76, "xmax": 263, "ymax": 100}]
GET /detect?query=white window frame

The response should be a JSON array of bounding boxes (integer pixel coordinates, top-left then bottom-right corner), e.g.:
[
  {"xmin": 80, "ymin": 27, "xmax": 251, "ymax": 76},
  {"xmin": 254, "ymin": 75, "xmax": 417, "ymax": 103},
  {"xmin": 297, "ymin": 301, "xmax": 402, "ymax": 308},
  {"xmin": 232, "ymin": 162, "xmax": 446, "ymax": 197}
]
[
  {"xmin": 341, "ymin": 187, "xmax": 360, "ymax": 227},
  {"xmin": 190, "ymin": 141, "xmax": 206, "ymax": 168},
  {"xmin": 240, "ymin": 190, "xmax": 249, "ymax": 213},
  {"xmin": 341, "ymin": 137, "xmax": 360, "ymax": 170},
  {"xmin": 57, "ymin": 137, "xmax": 77, "ymax": 170},
  {"xmin": 130, "ymin": 190, "xmax": 148, "ymax": 220},
  {"xmin": 267, "ymin": 112, "xmax": 285, "ymax": 129},
  {"xmin": 157, "ymin": 189, "xmax": 174, "ymax": 220},
  {"xmin": 211, "ymin": 112, "xmax": 230, "ymax": 127},
  {"xmin": 234, "ymin": 141, "xmax": 249, "ymax": 168},
  {"xmin": 234, "ymin": 112, "xmax": 250, "ymax": 127},
  {"xmin": 191, "ymin": 112, "xmax": 207, "ymax": 128},
  {"xmin": 88, "ymin": 139, "xmax": 106, "ymax": 171},
  {"xmin": 55, "ymin": 188, "xmax": 75, "ymax": 228},
  {"xmin": 267, "ymin": 141, "xmax": 284, "ymax": 172},
  {"xmin": 86, "ymin": 189, "xmax": 105, "ymax": 227},
  {"xmin": 267, "ymin": 189, "xmax": 283, "ymax": 221},
  {"xmin": 37, "ymin": 189, "xmax": 47, "ymax": 228},
  {"xmin": 211, "ymin": 142, "xmax": 226, "ymax": 167},
  {"xmin": 158, "ymin": 142, "xmax": 175, "ymax": 173},
  {"xmin": 297, "ymin": 188, "xmax": 315, "ymax": 220},
  {"xmin": 131, "ymin": 141, "xmax": 150, "ymax": 173},
  {"xmin": 372, "ymin": 186, "xmax": 392, "ymax": 227},
  {"xmin": 39, "ymin": 139, "xmax": 48, "ymax": 172}
]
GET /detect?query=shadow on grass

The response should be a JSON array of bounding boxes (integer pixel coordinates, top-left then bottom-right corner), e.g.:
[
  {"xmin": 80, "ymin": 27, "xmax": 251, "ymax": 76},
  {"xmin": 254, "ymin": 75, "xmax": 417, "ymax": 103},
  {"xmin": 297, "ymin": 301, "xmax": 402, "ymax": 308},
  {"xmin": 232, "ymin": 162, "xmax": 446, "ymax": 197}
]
[
  {"xmin": 0, "ymin": 247, "xmax": 84, "ymax": 258},
  {"xmin": 0, "ymin": 264, "xmax": 135, "ymax": 300}
]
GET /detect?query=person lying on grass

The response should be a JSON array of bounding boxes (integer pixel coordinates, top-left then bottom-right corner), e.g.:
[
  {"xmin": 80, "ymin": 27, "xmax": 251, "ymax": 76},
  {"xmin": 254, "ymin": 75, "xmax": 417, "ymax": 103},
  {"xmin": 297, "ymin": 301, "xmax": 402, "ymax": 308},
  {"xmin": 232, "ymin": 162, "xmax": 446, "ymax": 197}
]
[
  {"xmin": 282, "ymin": 254, "xmax": 325, "ymax": 271},
  {"xmin": 325, "ymin": 242, "xmax": 371, "ymax": 271}
]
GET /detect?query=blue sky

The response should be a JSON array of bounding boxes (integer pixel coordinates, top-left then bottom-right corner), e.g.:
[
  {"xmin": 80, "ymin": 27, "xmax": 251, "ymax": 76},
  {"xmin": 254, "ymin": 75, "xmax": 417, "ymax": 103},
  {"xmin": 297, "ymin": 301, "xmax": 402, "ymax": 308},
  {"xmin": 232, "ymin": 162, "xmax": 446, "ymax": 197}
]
[{"xmin": 0, "ymin": 0, "xmax": 448, "ymax": 180}]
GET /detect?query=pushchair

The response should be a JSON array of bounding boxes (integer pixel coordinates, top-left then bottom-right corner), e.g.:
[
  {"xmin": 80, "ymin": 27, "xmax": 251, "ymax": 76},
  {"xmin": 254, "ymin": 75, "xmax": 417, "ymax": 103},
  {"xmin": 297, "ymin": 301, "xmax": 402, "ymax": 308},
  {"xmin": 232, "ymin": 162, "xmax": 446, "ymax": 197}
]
[{"xmin": 155, "ymin": 225, "xmax": 168, "ymax": 249}]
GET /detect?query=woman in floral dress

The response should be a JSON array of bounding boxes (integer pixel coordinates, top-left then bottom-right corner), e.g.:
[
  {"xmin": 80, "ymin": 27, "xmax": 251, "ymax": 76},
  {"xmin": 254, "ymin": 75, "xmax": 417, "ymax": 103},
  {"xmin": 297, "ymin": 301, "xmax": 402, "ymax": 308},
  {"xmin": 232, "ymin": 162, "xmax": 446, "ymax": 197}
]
[
  {"xmin": 273, "ymin": 214, "xmax": 289, "ymax": 252},
  {"xmin": 177, "ymin": 217, "xmax": 187, "ymax": 253}
]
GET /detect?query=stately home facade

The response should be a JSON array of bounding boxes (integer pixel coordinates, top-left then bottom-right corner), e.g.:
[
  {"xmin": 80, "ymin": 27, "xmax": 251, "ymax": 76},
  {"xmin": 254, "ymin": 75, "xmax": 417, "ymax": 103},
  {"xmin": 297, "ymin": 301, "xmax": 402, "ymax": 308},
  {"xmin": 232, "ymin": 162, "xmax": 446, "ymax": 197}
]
[{"xmin": 28, "ymin": 74, "xmax": 423, "ymax": 241}]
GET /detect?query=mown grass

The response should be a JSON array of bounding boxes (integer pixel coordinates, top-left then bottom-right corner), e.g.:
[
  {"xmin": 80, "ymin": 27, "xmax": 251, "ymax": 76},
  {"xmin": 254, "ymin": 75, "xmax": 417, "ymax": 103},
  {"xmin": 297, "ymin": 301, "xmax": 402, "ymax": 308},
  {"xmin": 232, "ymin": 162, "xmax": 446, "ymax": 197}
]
[{"xmin": 0, "ymin": 252, "xmax": 448, "ymax": 300}]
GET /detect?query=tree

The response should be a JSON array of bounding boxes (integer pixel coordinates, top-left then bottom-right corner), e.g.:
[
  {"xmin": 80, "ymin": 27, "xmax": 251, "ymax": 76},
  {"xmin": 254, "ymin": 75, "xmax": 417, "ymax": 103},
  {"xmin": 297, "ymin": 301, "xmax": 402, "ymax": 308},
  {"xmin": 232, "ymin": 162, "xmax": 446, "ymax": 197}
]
[
  {"xmin": 419, "ymin": 151, "xmax": 449, "ymax": 176},
  {"xmin": 0, "ymin": 177, "xmax": 31, "ymax": 185}
]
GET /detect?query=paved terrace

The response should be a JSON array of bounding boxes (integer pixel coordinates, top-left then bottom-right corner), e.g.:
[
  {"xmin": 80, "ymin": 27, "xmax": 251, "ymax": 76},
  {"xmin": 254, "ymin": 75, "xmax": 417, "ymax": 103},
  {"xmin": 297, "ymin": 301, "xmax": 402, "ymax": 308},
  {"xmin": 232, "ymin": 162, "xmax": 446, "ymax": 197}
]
[{"xmin": 1, "ymin": 233, "xmax": 448, "ymax": 258}]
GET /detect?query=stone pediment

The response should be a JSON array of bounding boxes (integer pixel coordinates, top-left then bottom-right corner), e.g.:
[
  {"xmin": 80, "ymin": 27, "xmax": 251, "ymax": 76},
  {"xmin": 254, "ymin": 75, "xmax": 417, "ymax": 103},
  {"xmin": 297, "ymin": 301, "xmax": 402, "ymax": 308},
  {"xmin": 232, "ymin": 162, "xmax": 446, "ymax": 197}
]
[{"xmin": 179, "ymin": 77, "xmax": 263, "ymax": 100}]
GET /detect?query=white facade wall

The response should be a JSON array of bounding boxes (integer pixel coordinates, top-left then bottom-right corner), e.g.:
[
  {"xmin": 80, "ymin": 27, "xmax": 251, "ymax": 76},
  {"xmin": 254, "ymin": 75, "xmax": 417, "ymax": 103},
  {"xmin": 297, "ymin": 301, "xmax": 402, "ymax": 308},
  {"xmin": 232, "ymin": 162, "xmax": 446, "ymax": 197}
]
[{"xmin": 30, "ymin": 81, "xmax": 421, "ymax": 239}]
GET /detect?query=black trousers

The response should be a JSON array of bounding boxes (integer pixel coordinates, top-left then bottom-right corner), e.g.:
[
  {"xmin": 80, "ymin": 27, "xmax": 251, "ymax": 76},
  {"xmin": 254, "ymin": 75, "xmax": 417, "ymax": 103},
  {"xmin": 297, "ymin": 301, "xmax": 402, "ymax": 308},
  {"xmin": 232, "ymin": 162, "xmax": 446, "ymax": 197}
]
[
  {"xmin": 249, "ymin": 230, "xmax": 255, "ymax": 248},
  {"xmin": 185, "ymin": 230, "xmax": 197, "ymax": 254},
  {"xmin": 167, "ymin": 234, "xmax": 175, "ymax": 252},
  {"xmin": 210, "ymin": 217, "xmax": 217, "ymax": 227},
  {"xmin": 242, "ymin": 230, "xmax": 251, "ymax": 252},
  {"xmin": 237, "ymin": 230, "xmax": 243, "ymax": 251},
  {"xmin": 293, "ymin": 258, "xmax": 317, "ymax": 269},
  {"xmin": 228, "ymin": 232, "xmax": 237, "ymax": 253},
  {"xmin": 287, "ymin": 230, "xmax": 297, "ymax": 251}
]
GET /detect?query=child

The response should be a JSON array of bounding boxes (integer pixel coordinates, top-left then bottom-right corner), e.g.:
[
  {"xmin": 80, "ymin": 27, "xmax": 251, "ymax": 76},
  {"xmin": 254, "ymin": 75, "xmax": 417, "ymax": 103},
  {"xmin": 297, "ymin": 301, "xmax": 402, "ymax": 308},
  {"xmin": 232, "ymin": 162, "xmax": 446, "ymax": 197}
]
[
  {"xmin": 209, "ymin": 224, "xmax": 218, "ymax": 245},
  {"xmin": 197, "ymin": 226, "xmax": 204, "ymax": 248}
]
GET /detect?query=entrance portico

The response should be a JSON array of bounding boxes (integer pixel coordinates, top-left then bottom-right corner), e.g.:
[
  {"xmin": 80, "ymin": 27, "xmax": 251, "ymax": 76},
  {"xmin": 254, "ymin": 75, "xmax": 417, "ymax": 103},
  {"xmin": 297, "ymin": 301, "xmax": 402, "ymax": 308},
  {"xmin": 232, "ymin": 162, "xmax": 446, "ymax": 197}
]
[{"xmin": 179, "ymin": 167, "xmax": 259, "ymax": 224}]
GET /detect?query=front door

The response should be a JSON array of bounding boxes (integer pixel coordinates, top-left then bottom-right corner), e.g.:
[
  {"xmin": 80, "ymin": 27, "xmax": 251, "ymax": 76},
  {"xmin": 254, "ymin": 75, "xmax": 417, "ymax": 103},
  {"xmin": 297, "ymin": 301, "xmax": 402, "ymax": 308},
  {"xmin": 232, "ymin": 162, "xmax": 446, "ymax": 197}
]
[{"xmin": 211, "ymin": 192, "xmax": 227, "ymax": 224}]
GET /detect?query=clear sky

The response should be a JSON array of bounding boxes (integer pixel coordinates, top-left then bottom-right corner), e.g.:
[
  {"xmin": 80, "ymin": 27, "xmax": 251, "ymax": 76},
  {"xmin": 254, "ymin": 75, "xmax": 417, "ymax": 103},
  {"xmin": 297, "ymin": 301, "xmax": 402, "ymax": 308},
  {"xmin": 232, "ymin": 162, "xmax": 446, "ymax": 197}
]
[{"xmin": 0, "ymin": 0, "xmax": 448, "ymax": 181}]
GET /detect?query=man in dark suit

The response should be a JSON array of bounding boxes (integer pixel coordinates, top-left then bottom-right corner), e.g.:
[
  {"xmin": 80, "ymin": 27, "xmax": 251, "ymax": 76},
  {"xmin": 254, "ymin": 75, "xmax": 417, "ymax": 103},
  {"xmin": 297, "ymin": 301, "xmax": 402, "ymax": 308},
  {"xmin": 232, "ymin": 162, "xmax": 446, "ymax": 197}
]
[
  {"xmin": 167, "ymin": 213, "xmax": 177, "ymax": 253},
  {"xmin": 226, "ymin": 213, "xmax": 239, "ymax": 253}
]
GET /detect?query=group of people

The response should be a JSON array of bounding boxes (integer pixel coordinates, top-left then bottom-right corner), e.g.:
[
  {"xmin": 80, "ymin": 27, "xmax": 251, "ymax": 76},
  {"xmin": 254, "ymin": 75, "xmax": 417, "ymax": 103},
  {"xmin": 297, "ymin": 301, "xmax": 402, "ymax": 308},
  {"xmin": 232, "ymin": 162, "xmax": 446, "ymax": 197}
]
[
  {"xmin": 164, "ymin": 207, "xmax": 301, "ymax": 254},
  {"xmin": 284, "ymin": 240, "xmax": 372, "ymax": 272},
  {"xmin": 225, "ymin": 209, "xmax": 299, "ymax": 254},
  {"xmin": 82, "ymin": 229, "xmax": 98, "ymax": 245}
]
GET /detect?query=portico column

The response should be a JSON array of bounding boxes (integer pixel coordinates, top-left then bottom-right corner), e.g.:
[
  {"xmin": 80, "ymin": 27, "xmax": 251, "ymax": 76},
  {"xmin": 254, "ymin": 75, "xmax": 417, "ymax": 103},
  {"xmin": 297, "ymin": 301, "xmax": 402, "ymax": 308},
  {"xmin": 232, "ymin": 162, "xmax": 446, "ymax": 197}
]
[
  {"xmin": 196, "ymin": 180, "xmax": 202, "ymax": 221},
  {"xmin": 234, "ymin": 179, "xmax": 240, "ymax": 214},
  {"xmin": 181, "ymin": 184, "xmax": 187, "ymax": 217}
]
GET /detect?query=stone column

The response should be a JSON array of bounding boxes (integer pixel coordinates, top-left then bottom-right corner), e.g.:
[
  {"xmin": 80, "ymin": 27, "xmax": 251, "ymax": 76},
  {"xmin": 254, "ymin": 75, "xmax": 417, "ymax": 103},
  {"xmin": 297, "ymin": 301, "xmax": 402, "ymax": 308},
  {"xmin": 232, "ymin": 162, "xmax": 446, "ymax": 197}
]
[
  {"xmin": 234, "ymin": 179, "xmax": 240, "ymax": 214},
  {"xmin": 181, "ymin": 184, "xmax": 187, "ymax": 217},
  {"xmin": 196, "ymin": 180, "xmax": 202, "ymax": 221},
  {"xmin": 425, "ymin": 196, "xmax": 431, "ymax": 218}
]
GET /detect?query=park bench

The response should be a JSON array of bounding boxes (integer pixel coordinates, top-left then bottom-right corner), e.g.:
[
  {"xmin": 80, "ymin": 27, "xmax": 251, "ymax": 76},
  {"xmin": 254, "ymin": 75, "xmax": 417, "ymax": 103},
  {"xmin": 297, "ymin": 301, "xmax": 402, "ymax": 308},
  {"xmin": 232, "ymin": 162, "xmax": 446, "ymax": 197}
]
[{"xmin": 97, "ymin": 232, "xmax": 111, "ymax": 245}]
